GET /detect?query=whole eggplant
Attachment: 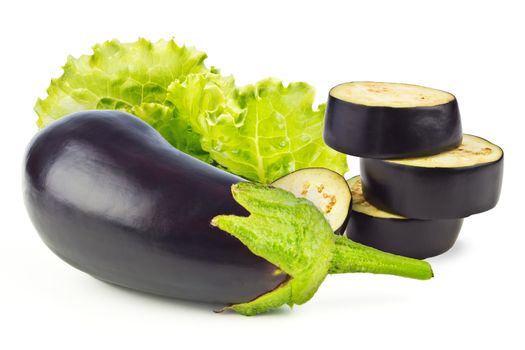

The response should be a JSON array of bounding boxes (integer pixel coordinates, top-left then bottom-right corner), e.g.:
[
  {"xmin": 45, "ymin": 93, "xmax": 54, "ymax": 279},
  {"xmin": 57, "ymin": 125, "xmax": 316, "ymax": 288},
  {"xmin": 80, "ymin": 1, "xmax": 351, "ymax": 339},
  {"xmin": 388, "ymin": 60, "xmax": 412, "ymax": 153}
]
[{"xmin": 23, "ymin": 110, "xmax": 288, "ymax": 304}]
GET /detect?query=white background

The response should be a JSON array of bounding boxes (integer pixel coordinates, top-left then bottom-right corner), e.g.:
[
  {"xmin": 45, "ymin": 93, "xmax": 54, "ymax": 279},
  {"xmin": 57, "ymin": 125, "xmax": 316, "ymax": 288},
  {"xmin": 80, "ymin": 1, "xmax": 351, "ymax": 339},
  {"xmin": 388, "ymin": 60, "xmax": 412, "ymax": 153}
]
[{"xmin": 1, "ymin": 0, "xmax": 523, "ymax": 349}]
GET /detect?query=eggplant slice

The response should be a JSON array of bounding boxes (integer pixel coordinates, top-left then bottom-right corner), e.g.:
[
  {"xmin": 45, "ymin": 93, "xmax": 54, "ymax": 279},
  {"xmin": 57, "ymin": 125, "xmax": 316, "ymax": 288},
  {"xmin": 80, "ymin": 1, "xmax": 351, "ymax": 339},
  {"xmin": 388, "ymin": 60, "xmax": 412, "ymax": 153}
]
[
  {"xmin": 361, "ymin": 134, "xmax": 503, "ymax": 219},
  {"xmin": 324, "ymin": 81, "xmax": 462, "ymax": 159},
  {"xmin": 345, "ymin": 176, "xmax": 463, "ymax": 259},
  {"xmin": 272, "ymin": 168, "xmax": 351, "ymax": 233}
]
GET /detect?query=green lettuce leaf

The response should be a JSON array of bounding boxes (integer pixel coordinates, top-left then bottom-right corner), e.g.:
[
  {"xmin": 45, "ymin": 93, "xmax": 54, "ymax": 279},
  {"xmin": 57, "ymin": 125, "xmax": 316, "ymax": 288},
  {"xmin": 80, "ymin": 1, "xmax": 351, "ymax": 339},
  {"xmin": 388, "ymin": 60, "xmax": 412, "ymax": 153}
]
[
  {"xmin": 166, "ymin": 72, "xmax": 241, "ymax": 164},
  {"xmin": 35, "ymin": 38, "xmax": 212, "ymax": 162},
  {"xmin": 35, "ymin": 38, "xmax": 348, "ymax": 180},
  {"xmin": 170, "ymin": 77, "xmax": 348, "ymax": 183}
]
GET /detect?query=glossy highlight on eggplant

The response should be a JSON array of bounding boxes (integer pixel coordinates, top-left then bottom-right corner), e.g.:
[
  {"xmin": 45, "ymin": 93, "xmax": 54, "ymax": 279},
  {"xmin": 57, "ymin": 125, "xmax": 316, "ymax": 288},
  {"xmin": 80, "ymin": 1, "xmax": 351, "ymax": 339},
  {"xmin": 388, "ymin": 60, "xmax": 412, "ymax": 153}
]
[
  {"xmin": 23, "ymin": 110, "xmax": 288, "ymax": 304},
  {"xmin": 345, "ymin": 176, "xmax": 463, "ymax": 259},
  {"xmin": 324, "ymin": 82, "xmax": 463, "ymax": 159}
]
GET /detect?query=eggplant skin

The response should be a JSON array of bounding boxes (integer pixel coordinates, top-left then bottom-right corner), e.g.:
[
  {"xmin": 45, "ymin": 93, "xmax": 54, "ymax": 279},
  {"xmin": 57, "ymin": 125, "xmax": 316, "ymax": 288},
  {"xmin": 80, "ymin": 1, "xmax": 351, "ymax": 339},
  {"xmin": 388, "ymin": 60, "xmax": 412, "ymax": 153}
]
[
  {"xmin": 346, "ymin": 212, "xmax": 463, "ymax": 259},
  {"xmin": 360, "ymin": 156, "xmax": 504, "ymax": 219},
  {"xmin": 324, "ymin": 96, "xmax": 462, "ymax": 159},
  {"xmin": 23, "ymin": 110, "xmax": 287, "ymax": 304}
]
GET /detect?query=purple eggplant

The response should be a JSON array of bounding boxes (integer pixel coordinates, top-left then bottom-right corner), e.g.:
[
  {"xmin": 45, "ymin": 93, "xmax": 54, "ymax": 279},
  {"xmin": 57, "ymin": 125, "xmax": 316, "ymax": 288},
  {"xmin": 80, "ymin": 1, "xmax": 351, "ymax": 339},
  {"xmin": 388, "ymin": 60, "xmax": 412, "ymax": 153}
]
[
  {"xmin": 24, "ymin": 110, "xmax": 433, "ymax": 315},
  {"xmin": 24, "ymin": 110, "xmax": 287, "ymax": 304}
]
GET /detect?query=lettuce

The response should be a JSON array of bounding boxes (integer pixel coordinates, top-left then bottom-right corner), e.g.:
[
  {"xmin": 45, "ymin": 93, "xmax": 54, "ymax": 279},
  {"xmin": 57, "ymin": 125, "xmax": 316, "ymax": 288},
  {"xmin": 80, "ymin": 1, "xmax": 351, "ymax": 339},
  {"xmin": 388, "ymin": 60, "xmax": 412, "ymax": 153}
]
[
  {"xmin": 35, "ymin": 38, "xmax": 212, "ymax": 162},
  {"xmin": 171, "ymin": 76, "xmax": 347, "ymax": 183},
  {"xmin": 35, "ymin": 38, "xmax": 348, "ymax": 182}
]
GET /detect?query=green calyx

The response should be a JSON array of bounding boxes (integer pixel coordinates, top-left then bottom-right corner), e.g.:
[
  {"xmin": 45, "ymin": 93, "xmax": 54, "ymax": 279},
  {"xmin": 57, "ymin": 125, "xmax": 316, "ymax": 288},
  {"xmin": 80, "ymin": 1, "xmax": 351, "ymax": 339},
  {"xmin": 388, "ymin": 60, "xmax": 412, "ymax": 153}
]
[
  {"xmin": 212, "ymin": 182, "xmax": 433, "ymax": 316},
  {"xmin": 211, "ymin": 182, "xmax": 333, "ymax": 315}
]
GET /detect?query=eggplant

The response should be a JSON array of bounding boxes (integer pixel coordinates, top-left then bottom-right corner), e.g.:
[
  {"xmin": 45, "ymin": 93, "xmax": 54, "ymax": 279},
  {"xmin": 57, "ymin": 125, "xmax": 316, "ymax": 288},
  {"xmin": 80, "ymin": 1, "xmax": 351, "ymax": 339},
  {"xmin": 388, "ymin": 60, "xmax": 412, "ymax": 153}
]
[
  {"xmin": 324, "ymin": 81, "xmax": 462, "ymax": 159},
  {"xmin": 346, "ymin": 176, "xmax": 463, "ymax": 259},
  {"xmin": 361, "ymin": 134, "xmax": 504, "ymax": 219},
  {"xmin": 24, "ymin": 110, "xmax": 288, "ymax": 304},
  {"xmin": 271, "ymin": 168, "xmax": 352, "ymax": 233},
  {"xmin": 24, "ymin": 110, "xmax": 434, "ymax": 315}
]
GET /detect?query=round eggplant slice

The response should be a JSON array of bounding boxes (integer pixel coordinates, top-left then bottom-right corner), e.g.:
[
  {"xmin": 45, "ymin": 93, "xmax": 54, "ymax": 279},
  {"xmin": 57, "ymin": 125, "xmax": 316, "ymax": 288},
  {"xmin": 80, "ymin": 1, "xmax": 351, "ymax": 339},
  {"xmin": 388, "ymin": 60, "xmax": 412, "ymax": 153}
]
[
  {"xmin": 271, "ymin": 168, "xmax": 351, "ymax": 233},
  {"xmin": 345, "ymin": 176, "xmax": 463, "ymax": 259},
  {"xmin": 361, "ymin": 134, "xmax": 504, "ymax": 219},
  {"xmin": 324, "ymin": 81, "xmax": 462, "ymax": 159},
  {"xmin": 24, "ymin": 111, "xmax": 288, "ymax": 305}
]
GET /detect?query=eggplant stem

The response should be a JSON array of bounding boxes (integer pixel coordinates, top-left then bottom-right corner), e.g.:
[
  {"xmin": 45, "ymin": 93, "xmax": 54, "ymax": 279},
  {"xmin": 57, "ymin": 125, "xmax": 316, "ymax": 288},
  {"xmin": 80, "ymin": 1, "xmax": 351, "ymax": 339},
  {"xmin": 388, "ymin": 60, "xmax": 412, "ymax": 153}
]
[{"xmin": 329, "ymin": 235, "xmax": 433, "ymax": 280}]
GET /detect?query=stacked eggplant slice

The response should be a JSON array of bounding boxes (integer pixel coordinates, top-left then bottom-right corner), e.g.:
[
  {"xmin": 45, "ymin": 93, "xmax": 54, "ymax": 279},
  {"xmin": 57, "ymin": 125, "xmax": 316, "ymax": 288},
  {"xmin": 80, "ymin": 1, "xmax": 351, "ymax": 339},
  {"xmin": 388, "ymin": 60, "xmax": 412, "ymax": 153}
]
[
  {"xmin": 324, "ymin": 81, "xmax": 463, "ymax": 159},
  {"xmin": 324, "ymin": 81, "xmax": 504, "ymax": 259}
]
